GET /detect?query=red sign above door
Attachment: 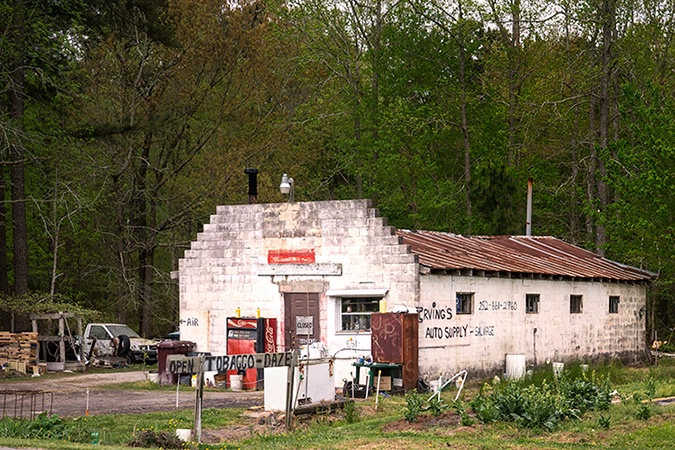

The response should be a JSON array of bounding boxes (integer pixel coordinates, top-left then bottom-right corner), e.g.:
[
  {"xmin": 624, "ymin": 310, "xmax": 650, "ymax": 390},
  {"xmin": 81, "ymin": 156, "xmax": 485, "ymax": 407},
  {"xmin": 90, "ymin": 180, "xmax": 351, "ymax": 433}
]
[{"xmin": 267, "ymin": 249, "xmax": 315, "ymax": 264}]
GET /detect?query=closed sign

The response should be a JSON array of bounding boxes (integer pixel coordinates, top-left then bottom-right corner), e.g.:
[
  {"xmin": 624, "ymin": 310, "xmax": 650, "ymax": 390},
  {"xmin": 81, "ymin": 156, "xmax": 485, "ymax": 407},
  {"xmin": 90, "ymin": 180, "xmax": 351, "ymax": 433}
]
[{"xmin": 296, "ymin": 316, "xmax": 313, "ymax": 335}]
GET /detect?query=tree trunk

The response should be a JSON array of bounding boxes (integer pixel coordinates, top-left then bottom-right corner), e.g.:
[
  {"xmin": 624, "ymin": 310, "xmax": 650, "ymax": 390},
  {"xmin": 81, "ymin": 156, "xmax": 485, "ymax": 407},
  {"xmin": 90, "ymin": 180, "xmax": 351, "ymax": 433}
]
[
  {"xmin": 9, "ymin": 0, "xmax": 29, "ymax": 296},
  {"xmin": 594, "ymin": 0, "xmax": 615, "ymax": 257},
  {"xmin": 458, "ymin": 3, "xmax": 472, "ymax": 227},
  {"xmin": 0, "ymin": 164, "xmax": 9, "ymax": 295}
]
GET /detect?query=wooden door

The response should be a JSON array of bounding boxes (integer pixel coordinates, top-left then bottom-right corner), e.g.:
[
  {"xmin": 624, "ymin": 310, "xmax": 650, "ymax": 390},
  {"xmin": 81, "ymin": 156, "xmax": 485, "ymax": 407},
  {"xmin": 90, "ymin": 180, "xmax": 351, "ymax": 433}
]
[{"xmin": 284, "ymin": 293, "xmax": 320, "ymax": 350}]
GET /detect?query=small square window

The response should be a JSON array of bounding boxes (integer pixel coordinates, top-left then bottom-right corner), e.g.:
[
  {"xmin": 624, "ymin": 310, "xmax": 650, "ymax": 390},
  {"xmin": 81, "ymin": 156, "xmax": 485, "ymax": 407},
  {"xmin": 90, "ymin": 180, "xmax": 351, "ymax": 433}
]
[
  {"xmin": 609, "ymin": 296, "xmax": 619, "ymax": 314},
  {"xmin": 340, "ymin": 297, "xmax": 380, "ymax": 331},
  {"xmin": 526, "ymin": 294, "xmax": 540, "ymax": 314},
  {"xmin": 456, "ymin": 293, "xmax": 474, "ymax": 315},
  {"xmin": 570, "ymin": 295, "xmax": 583, "ymax": 314}
]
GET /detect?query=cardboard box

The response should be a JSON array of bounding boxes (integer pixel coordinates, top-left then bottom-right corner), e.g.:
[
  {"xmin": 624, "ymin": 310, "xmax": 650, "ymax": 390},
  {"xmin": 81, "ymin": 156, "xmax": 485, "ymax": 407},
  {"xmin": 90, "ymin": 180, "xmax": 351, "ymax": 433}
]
[{"xmin": 377, "ymin": 376, "xmax": 392, "ymax": 391}]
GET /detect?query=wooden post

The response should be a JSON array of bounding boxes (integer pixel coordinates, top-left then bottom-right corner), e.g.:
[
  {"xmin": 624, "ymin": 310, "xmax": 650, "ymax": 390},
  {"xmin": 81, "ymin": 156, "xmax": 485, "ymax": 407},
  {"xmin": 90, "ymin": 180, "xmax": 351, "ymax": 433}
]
[
  {"xmin": 285, "ymin": 350, "xmax": 296, "ymax": 430},
  {"xmin": 58, "ymin": 313, "xmax": 66, "ymax": 364},
  {"xmin": 194, "ymin": 354, "xmax": 204, "ymax": 443}
]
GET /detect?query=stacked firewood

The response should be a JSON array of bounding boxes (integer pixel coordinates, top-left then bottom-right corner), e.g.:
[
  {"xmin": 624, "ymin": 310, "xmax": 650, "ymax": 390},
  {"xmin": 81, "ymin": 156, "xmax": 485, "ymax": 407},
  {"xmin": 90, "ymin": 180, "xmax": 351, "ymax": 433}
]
[{"xmin": 0, "ymin": 332, "xmax": 38, "ymax": 370}]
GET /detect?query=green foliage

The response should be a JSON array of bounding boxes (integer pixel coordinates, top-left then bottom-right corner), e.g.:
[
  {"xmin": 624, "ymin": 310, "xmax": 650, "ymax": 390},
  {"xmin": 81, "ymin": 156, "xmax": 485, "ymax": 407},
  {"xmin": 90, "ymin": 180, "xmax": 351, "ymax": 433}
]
[
  {"xmin": 343, "ymin": 399, "xmax": 359, "ymax": 424},
  {"xmin": 427, "ymin": 395, "xmax": 449, "ymax": 418},
  {"xmin": 633, "ymin": 377, "xmax": 657, "ymax": 420},
  {"xmin": 557, "ymin": 370, "xmax": 612, "ymax": 413},
  {"xmin": 0, "ymin": 293, "xmax": 101, "ymax": 322},
  {"xmin": 0, "ymin": 413, "xmax": 90, "ymax": 442},
  {"xmin": 597, "ymin": 414, "xmax": 611, "ymax": 430},
  {"xmin": 403, "ymin": 390, "xmax": 426, "ymax": 422},
  {"xmin": 469, "ymin": 368, "xmax": 613, "ymax": 430},
  {"xmin": 635, "ymin": 403, "xmax": 652, "ymax": 420},
  {"xmin": 453, "ymin": 400, "xmax": 474, "ymax": 426}
]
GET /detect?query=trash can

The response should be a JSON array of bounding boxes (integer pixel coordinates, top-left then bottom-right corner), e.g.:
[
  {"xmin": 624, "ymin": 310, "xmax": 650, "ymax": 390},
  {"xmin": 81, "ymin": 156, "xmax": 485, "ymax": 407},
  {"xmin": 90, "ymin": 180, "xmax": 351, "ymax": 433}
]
[{"xmin": 157, "ymin": 340, "xmax": 196, "ymax": 385}]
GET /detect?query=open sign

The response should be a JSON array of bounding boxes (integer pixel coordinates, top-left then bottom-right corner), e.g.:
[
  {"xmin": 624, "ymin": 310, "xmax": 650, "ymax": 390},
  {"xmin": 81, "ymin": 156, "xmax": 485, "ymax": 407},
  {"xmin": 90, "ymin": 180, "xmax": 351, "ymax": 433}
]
[{"xmin": 295, "ymin": 316, "xmax": 313, "ymax": 335}]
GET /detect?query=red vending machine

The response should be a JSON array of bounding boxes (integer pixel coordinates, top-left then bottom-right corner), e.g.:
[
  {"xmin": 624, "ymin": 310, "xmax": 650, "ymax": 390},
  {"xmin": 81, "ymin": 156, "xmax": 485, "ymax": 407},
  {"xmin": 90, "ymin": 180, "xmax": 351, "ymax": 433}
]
[{"xmin": 226, "ymin": 317, "xmax": 277, "ymax": 389}]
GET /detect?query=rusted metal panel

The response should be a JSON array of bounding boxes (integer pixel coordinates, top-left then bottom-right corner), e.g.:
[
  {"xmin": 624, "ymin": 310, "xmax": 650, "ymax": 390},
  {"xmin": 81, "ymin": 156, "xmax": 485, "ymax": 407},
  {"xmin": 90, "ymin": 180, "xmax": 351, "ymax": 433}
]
[
  {"xmin": 371, "ymin": 313, "xmax": 419, "ymax": 390},
  {"xmin": 396, "ymin": 230, "xmax": 656, "ymax": 282}
]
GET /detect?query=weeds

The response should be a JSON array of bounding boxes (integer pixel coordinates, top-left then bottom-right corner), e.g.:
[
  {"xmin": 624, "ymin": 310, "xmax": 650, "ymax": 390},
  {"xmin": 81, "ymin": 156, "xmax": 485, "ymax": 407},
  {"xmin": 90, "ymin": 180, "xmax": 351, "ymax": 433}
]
[
  {"xmin": 343, "ymin": 399, "xmax": 359, "ymax": 424},
  {"xmin": 0, "ymin": 413, "xmax": 90, "ymax": 443},
  {"xmin": 403, "ymin": 390, "xmax": 426, "ymax": 422},
  {"xmin": 427, "ymin": 395, "xmax": 449, "ymax": 417},
  {"xmin": 469, "ymin": 367, "xmax": 612, "ymax": 430},
  {"xmin": 453, "ymin": 400, "xmax": 474, "ymax": 426}
]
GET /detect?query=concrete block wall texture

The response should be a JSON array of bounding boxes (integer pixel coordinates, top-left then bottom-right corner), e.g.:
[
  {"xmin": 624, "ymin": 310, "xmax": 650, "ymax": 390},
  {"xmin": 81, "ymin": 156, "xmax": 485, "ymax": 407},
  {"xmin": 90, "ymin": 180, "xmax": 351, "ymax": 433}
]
[
  {"xmin": 179, "ymin": 200, "xmax": 420, "ymax": 358},
  {"xmin": 179, "ymin": 199, "xmax": 648, "ymax": 384},
  {"xmin": 417, "ymin": 275, "xmax": 646, "ymax": 379}
]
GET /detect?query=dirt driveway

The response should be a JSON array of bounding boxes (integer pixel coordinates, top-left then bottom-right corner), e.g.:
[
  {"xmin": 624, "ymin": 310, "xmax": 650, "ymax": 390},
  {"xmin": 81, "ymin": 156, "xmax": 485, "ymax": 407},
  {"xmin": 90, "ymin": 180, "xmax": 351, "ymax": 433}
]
[{"xmin": 0, "ymin": 370, "xmax": 263, "ymax": 418}]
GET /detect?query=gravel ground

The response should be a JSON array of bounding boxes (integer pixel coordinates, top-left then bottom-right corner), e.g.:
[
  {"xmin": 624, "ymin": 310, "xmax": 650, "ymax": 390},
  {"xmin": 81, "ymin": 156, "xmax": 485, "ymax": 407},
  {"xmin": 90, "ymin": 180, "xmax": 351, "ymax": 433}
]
[{"xmin": 0, "ymin": 369, "xmax": 263, "ymax": 418}]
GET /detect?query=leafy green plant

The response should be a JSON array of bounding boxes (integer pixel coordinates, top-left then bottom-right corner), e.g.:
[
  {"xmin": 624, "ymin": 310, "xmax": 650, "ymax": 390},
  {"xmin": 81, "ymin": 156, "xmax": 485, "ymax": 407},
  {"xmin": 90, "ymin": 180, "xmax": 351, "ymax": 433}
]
[
  {"xmin": 558, "ymin": 371, "xmax": 612, "ymax": 412},
  {"xmin": 403, "ymin": 390, "xmax": 426, "ymax": 422},
  {"xmin": 453, "ymin": 400, "xmax": 474, "ymax": 426},
  {"xmin": 598, "ymin": 414, "xmax": 611, "ymax": 430},
  {"xmin": 645, "ymin": 377, "xmax": 656, "ymax": 401},
  {"xmin": 636, "ymin": 403, "xmax": 652, "ymax": 420},
  {"xmin": 0, "ymin": 413, "xmax": 90, "ymax": 442},
  {"xmin": 343, "ymin": 399, "xmax": 359, "ymax": 424},
  {"xmin": 469, "ymin": 393, "xmax": 500, "ymax": 424},
  {"xmin": 427, "ymin": 395, "xmax": 449, "ymax": 417},
  {"xmin": 491, "ymin": 380, "xmax": 527, "ymax": 420}
]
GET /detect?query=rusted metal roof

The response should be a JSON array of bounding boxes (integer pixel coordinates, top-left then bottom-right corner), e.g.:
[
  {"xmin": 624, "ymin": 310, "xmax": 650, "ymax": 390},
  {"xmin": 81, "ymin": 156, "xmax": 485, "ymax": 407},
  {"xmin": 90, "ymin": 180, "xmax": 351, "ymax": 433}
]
[{"xmin": 396, "ymin": 229, "xmax": 656, "ymax": 282}]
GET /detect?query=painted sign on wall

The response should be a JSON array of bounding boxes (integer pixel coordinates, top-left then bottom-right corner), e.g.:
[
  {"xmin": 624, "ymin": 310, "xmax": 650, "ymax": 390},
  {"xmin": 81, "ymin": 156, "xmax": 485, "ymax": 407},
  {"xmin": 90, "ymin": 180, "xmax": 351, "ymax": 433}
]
[{"xmin": 268, "ymin": 249, "xmax": 315, "ymax": 264}]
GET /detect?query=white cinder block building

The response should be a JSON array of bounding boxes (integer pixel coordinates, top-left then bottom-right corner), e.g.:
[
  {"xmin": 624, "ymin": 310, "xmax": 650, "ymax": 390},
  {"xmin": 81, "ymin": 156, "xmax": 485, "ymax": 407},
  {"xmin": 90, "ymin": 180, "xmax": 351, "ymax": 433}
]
[{"xmin": 178, "ymin": 199, "xmax": 654, "ymax": 385}]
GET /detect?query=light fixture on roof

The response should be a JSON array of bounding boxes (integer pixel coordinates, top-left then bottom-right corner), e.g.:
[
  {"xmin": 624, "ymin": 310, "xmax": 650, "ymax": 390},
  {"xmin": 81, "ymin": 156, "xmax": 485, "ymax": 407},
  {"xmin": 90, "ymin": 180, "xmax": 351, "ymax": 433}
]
[{"xmin": 279, "ymin": 173, "xmax": 294, "ymax": 202}]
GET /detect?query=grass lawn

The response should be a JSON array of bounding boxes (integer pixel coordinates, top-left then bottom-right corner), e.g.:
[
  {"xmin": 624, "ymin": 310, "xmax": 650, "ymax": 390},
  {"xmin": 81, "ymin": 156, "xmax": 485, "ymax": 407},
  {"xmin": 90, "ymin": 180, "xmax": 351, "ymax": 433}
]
[{"xmin": 1, "ymin": 358, "xmax": 675, "ymax": 449}]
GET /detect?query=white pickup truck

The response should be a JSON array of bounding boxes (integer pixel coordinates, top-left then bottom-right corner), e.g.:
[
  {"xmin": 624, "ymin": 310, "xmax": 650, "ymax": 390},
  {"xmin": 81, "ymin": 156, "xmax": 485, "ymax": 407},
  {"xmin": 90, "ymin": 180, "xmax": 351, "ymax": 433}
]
[{"xmin": 82, "ymin": 323, "xmax": 158, "ymax": 364}]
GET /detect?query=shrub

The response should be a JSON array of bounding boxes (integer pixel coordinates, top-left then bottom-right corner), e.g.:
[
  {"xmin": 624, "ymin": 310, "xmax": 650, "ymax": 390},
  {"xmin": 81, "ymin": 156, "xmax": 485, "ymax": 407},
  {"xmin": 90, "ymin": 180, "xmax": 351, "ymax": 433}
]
[
  {"xmin": 470, "ymin": 393, "xmax": 500, "ymax": 424},
  {"xmin": 403, "ymin": 390, "xmax": 426, "ymax": 422},
  {"xmin": 557, "ymin": 371, "xmax": 612, "ymax": 413},
  {"xmin": 344, "ymin": 399, "xmax": 359, "ymax": 424},
  {"xmin": 427, "ymin": 396, "xmax": 449, "ymax": 417},
  {"xmin": 468, "ymin": 368, "xmax": 612, "ymax": 430}
]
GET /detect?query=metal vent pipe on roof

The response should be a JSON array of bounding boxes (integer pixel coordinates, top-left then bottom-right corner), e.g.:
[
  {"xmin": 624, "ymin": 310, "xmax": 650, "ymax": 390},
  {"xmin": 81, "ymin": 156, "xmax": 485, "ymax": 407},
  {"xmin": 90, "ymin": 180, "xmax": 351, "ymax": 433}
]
[
  {"xmin": 244, "ymin": 167, "xmax": 259, "ymax": 204},
  {"xmin": 526, "ymin": 178, "xmax": 533, "ymax": 236}
]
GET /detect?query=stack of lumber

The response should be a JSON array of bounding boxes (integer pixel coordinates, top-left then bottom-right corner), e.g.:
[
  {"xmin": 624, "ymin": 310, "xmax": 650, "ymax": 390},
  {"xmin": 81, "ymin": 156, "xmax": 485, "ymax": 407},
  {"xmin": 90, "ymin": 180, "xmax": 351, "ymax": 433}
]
[{"xmin": 0, "ymin": 332, "xmax": 38, "ymax": 371}]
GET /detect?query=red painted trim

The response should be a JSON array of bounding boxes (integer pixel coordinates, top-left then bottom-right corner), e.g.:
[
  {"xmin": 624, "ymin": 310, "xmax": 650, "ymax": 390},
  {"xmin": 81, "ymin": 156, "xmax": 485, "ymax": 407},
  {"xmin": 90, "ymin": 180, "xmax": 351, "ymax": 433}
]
[{"xmin": 268, "ymin": 249, "xmax": 315, "ymax": 264}]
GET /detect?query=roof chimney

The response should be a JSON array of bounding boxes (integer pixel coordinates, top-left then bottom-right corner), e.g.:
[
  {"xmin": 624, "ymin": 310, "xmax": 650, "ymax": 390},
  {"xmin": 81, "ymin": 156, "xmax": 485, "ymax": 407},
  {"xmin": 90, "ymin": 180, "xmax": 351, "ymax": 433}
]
[
  {"xmin": 526, "ymin": 178, "xmax": 533, "ymax": 236},
  {"xmin": 244, "ymin": 168, "xmax": 259, "ymax": 204}
]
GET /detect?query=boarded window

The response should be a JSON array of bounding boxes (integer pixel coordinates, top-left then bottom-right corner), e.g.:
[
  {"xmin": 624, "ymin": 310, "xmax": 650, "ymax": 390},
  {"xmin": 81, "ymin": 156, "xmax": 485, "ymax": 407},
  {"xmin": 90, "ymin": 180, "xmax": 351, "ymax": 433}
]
[
  {"xmin": 609, "ymin": 296, "xmax": 619, "ymax": 314},
  {"xmin": 456, "ymin": 293, "xmax": 474, "ymax": 315},
  {"xmin": 526, "ymin": 294, "xmax": 540, "ymax": 314},
  {"xmin": 570, "ymin": 295, "xmax": 583, "ymax": 314}
]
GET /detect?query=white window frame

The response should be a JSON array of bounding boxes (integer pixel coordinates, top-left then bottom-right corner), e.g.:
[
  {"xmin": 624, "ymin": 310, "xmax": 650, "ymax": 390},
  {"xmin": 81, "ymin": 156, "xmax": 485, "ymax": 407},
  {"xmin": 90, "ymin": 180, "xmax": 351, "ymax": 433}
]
[{"xmin": 327, "ymin": 289, "xmax": 388, "ymax": 335}]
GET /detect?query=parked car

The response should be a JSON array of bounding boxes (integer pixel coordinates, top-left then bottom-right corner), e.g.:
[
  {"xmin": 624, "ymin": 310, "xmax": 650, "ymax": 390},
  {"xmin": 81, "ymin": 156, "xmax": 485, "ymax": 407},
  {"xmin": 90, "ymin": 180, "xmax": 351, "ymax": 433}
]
[
  {"xmin": 82, "ymin": 323, "xmax": 158, "ymax": 364},
  {"xmin": 165, "ymin": 331, "xmax": 180, "ymax": 341}
]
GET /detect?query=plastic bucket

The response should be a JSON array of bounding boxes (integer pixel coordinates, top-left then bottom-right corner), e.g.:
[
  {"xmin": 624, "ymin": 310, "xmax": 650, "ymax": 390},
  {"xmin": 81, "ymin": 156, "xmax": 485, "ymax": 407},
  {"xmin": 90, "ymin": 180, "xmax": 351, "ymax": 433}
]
[
  {"xmin": 176, "ymin": 429, "xmax": 192, "ymax": 442},
  {"xmin": 505, "ymin": 354, "xmax": 526, "ymax": 380},
  {"xmin": 230, "ymin": 374, "xmax": 243, "ymax": 391},
  {"xmin": 552, "ymin": 362, "xmax": 564, "ymax": 377}
]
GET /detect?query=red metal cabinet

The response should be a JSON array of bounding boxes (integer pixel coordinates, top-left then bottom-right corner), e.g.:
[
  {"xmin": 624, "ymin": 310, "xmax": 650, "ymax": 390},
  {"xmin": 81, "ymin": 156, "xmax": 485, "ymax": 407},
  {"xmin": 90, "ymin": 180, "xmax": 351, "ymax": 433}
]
[{"xmin": 226, "ymin": 317, "xmax": 277, "ymax": 390}]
